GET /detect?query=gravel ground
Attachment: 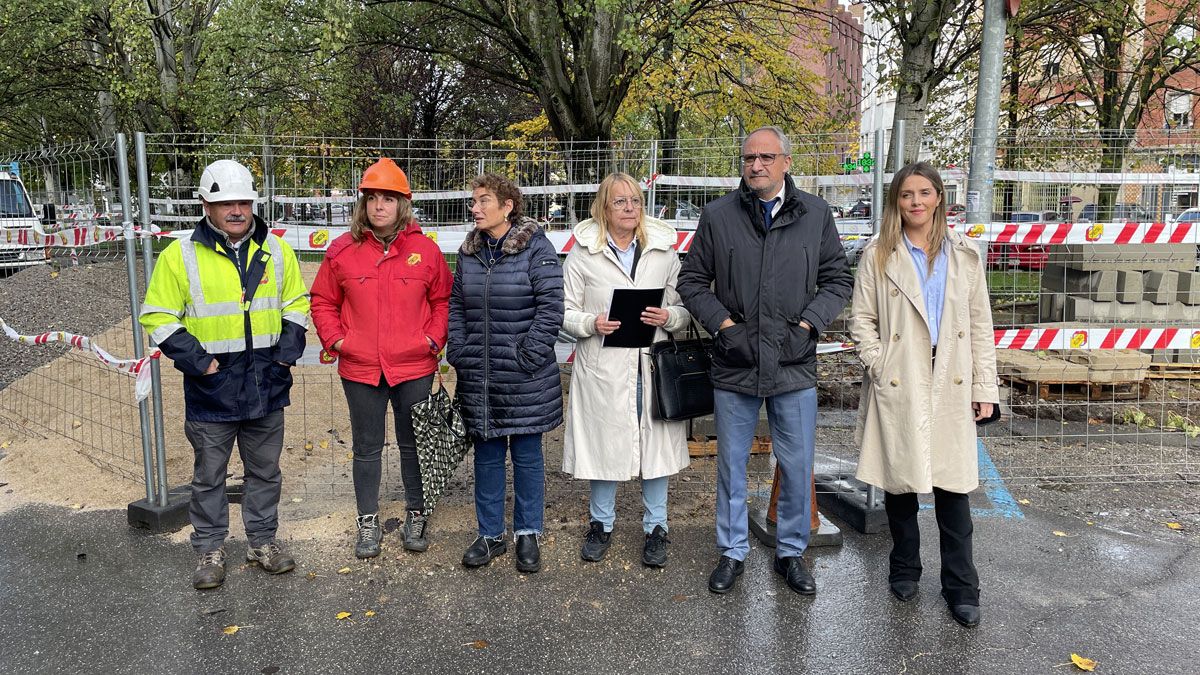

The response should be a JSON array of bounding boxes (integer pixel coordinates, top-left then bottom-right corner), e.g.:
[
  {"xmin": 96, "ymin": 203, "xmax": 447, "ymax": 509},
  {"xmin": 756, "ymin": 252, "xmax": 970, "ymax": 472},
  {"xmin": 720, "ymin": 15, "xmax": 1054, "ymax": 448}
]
[{"xmin": 0, "ymin": 259, "xmax": 144, "ymax": 389}]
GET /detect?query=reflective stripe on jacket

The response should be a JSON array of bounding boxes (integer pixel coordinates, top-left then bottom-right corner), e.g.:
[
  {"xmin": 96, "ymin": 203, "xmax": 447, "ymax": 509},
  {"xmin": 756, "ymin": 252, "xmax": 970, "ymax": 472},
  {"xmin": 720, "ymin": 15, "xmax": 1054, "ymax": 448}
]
[{"xmin": 140, "ymin": 215, "xmax": 310, "ymax": 421}]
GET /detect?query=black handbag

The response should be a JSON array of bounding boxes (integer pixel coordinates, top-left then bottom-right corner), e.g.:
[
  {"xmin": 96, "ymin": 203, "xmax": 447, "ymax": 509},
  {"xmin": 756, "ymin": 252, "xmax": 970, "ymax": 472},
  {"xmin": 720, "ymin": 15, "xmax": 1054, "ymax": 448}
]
[{"xmin": 648, "ymin": 324, "xmax": 715, "ymax": 421}]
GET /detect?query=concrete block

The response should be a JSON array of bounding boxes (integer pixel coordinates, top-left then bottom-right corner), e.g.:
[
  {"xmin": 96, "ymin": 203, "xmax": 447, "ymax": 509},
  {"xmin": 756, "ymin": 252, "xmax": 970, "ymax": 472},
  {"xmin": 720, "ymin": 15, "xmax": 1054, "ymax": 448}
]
[
  {"xmin": 996, "ymin": 350, "xmax": 1089, "ymax": 381},
  {"xmin": 1116, "ymin": 270, "xmax": 1144, "ymax": 303},
  {"xmin": 1039, "ymin": 292, "xmax": 1065, "ymax": 321},
  {"xmin": 1064, "ymin": 296, "xmax": 1093, "ymax": 321},
  {"xmin": 1143, "ymin": 271, "xmax": 1179, "ymax": 304},
  {"xmin": 1046, "ymin": 243, "xmax": 1194, "ymax": 272},
  {"xmin": 1177, "ymin": 272, "xmax": 1200, "ymax": 305},
  {"xmin": 1040, "ymin": 264, "xmax": 1118, "ymax": 301},
  {"xmin": 1063, "ymin": 349, "xmax": 1151, "ymax": 370},
  {"xmin": 1087, "ymin": 368, "xmax": 1148, "ymax": 383}
]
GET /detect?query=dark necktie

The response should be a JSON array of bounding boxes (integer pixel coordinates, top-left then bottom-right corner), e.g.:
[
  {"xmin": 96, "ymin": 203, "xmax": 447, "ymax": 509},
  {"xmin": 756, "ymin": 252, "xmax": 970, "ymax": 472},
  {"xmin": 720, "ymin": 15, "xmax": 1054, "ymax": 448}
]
[{"xmin": 761, "ymin": 198, "xmax": 778, "ymax": 231}]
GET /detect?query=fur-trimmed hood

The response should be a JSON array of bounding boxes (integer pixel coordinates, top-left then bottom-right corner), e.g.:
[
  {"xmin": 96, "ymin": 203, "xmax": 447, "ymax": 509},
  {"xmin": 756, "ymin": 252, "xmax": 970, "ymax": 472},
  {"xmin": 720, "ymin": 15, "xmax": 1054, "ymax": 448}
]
[{"xmin": 460, "ymin": 216, "xmax": 543, "ymax": 256}]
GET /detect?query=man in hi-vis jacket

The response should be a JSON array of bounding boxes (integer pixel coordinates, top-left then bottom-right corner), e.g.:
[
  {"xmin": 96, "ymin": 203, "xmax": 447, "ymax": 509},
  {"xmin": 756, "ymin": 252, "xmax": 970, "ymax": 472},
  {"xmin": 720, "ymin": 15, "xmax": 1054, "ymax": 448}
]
[{"xmin": 140, "ymin": 159, "xmax": 309, "ymax": 590}]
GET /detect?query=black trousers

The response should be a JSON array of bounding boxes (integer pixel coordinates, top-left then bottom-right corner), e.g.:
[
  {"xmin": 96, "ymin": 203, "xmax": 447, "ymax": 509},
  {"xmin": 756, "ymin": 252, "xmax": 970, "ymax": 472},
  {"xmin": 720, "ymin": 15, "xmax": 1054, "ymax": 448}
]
[
  {"xmin": 341, "ymin": 374, "xmax": 434, "ymax": 515},
  {"xmin": 884, "ymin": 487, "xmax": 980, "ymax": 606}
]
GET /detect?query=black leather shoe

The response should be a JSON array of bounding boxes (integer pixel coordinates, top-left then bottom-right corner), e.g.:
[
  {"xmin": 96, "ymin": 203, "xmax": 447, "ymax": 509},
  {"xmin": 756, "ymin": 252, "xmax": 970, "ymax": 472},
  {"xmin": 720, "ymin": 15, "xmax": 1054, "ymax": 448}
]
[
  {"xmin": 890, "ymin": 580, "xmax": 919, "ymax": 602},
  {"xmin": 707, "ymin": 555, "xmax": 744, "ymax": 594},
  {"xmin": 949, "ymin": 603, "xmax": 981, "ymax": 628},
  {"xmin": 773, "ymin": 556, "xmax": 816, "ymax": 595},
  {"xmin": 462, "ymin": 536, "xmax": 506, "ymax": 568},
  {"xmin": 515, "ymin": 534, "xmax": 540, "ymax": 573}
]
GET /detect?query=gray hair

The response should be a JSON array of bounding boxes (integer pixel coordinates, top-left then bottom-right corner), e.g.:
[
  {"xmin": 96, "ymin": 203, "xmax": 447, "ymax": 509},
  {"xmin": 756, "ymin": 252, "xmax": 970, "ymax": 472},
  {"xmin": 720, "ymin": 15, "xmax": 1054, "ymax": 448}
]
[{"xmin": 742, "ymin": 126, "xmax": 792, "ymax": 156}]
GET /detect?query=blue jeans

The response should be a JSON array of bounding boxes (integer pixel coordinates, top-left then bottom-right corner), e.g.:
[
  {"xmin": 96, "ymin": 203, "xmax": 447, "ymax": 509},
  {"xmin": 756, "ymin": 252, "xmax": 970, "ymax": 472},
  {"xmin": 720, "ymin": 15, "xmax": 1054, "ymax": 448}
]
[
  {"xmin": 589, "ymin": 477, "xmax": 669, "ymax": 534},
  {"xmin": 714, "ymin": 386, "xmax": 816, "ymax": 560},
  {"xmin": 473, "ymin": 433, "xmax": 544, "ymax": 538}
]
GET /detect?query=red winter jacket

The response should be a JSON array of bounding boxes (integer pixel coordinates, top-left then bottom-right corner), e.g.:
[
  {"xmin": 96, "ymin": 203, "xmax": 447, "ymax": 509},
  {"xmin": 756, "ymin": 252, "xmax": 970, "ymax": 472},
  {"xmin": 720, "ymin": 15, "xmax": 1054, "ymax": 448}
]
[{"xmin": 311, "ymin": 224, "xmax": 452, "ymax": 386}]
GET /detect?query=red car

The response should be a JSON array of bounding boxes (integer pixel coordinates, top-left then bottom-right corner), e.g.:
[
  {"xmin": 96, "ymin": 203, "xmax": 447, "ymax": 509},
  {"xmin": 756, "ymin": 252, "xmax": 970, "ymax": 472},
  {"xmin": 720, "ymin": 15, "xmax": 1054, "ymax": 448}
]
[{"xmin": 985, "ymin": 212, "xmax": 1051, "ymax": 269}]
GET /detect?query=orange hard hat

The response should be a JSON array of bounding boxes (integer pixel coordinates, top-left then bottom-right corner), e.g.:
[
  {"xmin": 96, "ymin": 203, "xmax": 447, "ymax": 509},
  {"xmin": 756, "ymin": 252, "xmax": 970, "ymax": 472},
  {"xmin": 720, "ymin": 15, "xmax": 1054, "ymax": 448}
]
[{"xmin": 359, "ymin": 158, "xmax": 411, "ymax": 198}]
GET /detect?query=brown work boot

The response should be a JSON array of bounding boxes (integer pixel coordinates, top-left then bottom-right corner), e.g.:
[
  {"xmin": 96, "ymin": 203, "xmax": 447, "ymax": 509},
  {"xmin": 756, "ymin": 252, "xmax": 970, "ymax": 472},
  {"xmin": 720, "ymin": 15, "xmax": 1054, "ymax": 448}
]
[
  {"xmin": 193, "ymin": 547, "xmax": 227, "ymax": 590},
  {"xmin": 245, "ymin": 540, "xmax": 296, "ymax": 575}
]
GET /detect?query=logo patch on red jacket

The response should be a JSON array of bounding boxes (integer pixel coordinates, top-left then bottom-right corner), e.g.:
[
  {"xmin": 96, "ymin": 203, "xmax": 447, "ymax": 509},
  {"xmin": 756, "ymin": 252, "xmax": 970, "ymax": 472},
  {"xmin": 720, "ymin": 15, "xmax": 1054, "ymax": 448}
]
[
  {"xmin": 319, "ymin": 349, "xmax": 337, "ymax": 364},
  {"xmin": 407, "ymin": 253, "xmax": 422, "ymax": 266}
]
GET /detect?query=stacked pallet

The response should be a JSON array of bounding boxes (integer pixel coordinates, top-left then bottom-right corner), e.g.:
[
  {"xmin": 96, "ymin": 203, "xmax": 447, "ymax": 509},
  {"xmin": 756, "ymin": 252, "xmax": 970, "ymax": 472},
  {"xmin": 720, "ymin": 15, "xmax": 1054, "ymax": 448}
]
[{"xmin": 996, "ymin": 349, "xmax": 1151, "ymax": 400}]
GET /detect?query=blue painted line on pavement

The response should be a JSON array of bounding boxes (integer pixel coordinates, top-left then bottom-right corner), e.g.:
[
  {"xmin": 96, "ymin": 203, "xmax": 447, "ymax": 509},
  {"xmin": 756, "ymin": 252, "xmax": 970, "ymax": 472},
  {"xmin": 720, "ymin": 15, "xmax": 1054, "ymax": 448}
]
[{"xmin": 917, "ymin": 439, "xmax": 1024, "ymax": 519}]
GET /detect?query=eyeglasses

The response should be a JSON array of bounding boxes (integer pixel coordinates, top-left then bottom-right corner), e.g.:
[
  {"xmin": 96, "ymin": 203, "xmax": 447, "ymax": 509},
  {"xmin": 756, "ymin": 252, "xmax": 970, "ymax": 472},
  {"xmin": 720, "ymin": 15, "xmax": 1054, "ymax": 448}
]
[
  {"xmin": 610, "ymin": 197, "xmax": 643, "ymax": 209},
  {"xmin": 742, "ymin": 153, "xmax": 783, "ymax": 166}
]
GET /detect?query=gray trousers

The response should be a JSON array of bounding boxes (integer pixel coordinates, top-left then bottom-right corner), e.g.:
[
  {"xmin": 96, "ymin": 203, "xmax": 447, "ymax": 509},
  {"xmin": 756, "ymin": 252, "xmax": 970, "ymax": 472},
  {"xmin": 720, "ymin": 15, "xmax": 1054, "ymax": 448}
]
[{"xmin": 184, "ymin": 410, "xmax": 285, "ymax": 553}]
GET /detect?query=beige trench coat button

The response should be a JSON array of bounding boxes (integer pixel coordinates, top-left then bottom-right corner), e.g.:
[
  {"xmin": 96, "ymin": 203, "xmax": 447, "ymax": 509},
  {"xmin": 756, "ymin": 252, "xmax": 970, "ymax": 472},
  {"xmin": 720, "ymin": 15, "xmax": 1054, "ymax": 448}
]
[
  {"xmin": 892, "ymin": 334, "xmax": 901, "ymax": 342},
  {"xmin": 890, "ymin": 379, "xmax": 900, "ymax": 387},
  {"xmin": 954, "ymin": 376, "xmax": 963, "ymax": 384},
  {"xmin": 958, "ymin": 330, "xmax": 965, "ymax": 338},
  {"xmin": 891, "ymin": 289, "xmax": 899, "ymax": 297}
]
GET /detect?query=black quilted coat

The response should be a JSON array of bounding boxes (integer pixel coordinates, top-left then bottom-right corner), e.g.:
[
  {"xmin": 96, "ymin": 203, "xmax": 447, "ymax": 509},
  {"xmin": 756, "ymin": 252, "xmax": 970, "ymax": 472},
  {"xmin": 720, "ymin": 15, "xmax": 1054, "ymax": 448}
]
[{"xmin": 447, "ymin": 217, "xmax": 565, "ymax": 440}]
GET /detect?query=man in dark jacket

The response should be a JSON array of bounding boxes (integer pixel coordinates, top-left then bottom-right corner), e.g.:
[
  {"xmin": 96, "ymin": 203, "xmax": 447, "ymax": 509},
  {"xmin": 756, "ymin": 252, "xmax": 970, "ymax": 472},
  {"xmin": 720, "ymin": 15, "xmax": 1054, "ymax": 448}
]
[
  {"xmin": 678, "ymin": 126, "xmax": 853, "ymax": 596},
  {"xmin": 140, "ymin": 160, "xmax": 309, "ymax": 590}
]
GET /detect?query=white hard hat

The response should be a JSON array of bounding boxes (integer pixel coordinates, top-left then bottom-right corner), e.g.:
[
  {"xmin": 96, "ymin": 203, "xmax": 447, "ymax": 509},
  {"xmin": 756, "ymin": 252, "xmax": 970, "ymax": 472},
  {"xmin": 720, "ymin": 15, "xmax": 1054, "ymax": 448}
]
[{"xmin": 198, "ymin": 160, "xmax": 259, "ymax": 202}]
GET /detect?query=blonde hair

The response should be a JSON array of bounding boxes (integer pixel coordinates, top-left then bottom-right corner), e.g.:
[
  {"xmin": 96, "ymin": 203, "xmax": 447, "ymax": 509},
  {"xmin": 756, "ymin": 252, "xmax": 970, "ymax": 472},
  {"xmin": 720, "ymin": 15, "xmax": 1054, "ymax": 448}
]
[
  {"xmin": 590, "ymin": 173, "xmax": 647, "ymax": 249},
  {"xmin": 349, "ymin": 190, "xmax": 414, "ymax": 242},
  {"xmin": 874, "ymin": 161, "xmax": 948, "ymax": 276}
]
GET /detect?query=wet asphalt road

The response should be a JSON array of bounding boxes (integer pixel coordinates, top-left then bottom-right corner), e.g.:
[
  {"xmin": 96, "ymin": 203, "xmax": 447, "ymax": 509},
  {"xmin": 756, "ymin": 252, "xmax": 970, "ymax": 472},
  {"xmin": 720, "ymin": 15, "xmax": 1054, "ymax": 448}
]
[{"xmin": 0, "ymin": 500, "xmax": 1195, "ymax": 674}]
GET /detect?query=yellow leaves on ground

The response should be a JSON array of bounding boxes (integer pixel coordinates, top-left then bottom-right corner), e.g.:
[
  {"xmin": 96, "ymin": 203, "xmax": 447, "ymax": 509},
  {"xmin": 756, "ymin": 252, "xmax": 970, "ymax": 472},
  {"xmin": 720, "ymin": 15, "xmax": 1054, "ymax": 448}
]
[
  {"xmin": 1165, "ymin": 522, "xmax": 1184, "ymax": 530},
  {"xmin": 466, "ymin": 640, "xmax": 489, "ymax": 650},
  {"xmin": 304, "ymin": 441, "xmax": 314, "ymax": 451},
  {"xmin": 336, "ymin": 566, "xmax": 351, "ymax": 574},
  {"xmin": 1053, "ymin": 530, "xmax": 1069, "ymax": 537},
  {"xmin": 319, "ymin": 439, "xmax": 329, "ymax": 449},
  {"xmin": 222, "ymin": 625, "xmax": 239, "ymax": 635},
  {"xmin": 1018, "ymin": 498, "xmax": 1031, "ymax": 505},
  {"xmin": 336, "ymin": 611, "xmax": 352, "ymax": 620},
  {"xmin": 364, "ymin": 610, "xmax": 376, "ymax": 617},
  {"xmin": 1070, "ymin": 653, "xmax": 1098, "ymax": 671}
]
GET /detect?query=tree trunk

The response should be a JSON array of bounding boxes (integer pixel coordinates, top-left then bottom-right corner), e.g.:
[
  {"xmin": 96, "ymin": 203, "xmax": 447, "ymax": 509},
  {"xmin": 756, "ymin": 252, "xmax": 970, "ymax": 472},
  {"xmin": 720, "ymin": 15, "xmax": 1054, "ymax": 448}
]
[{"xmin": 888, "ymin": 32, "xmax": 938, "ymax": 169}]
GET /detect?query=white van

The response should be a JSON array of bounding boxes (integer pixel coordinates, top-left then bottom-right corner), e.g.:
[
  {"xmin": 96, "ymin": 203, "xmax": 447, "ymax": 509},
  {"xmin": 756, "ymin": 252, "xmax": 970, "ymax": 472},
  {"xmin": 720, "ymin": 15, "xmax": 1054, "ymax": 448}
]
[{"xmin": 0, "ymin": 170, "xmax": 52, "ymax": 272}]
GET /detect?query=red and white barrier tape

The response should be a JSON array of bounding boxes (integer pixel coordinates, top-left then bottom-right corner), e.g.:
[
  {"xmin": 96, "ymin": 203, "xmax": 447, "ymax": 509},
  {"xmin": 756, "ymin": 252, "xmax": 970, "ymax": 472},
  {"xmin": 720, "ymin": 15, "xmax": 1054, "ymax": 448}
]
[
  {"xmin": 955, "ymin": 221, "xmax": 1200, "ymax": 245},
  {"xmin": 994, "ymin": 327, "xmax": 1200, "ymax": 350},
  {"xmin": 0, "ymin": 318, "xmax": 159, "ymax": 401}
]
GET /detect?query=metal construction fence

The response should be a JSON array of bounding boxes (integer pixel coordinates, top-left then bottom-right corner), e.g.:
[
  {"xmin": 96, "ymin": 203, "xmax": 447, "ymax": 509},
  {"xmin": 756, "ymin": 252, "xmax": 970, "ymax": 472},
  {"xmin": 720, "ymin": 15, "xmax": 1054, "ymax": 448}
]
[{"xmin": 3, "ymin": 129, "xmax": 1200, "ymax": 510}]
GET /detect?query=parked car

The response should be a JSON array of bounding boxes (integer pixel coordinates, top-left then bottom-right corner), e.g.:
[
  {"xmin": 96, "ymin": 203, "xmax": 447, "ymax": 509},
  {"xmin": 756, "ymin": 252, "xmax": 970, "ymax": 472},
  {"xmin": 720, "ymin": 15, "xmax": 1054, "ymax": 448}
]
[
  {"xmin": 0, "ymin": 170, "xmax": 52, "ymax": 274},
  {"xmin": 947, "ymin": 203, "xmax": 966, "ymax": 217},
  {"xmin": 1078, "ymin": 202, "xmax": 1153, "ymax": 222},
  {"xmin": 1175, "ymin": 207, "xmax": 1200, "ymax": 223},
  {"xmin": 829, "ymin": 204, "xmax": 845, "ymax": 218},
  {"xmin": 848, "ymin": 199, "xmax": 871, "ymax": 219},
  {"xmin": 986, "ymin": 212, "xmax": 1049, "ymax": 269},
  {"xmin": 841, "ymin": 236, "xmax": 870, "ymax": 266}
]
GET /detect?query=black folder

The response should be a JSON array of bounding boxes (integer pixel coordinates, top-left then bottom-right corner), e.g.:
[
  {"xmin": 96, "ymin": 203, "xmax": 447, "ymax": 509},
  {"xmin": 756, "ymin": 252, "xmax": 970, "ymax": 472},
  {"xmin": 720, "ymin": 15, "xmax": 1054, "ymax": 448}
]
[{"xmin": 602, "ymin": 287, "xmax": 666, "ymax": 348}]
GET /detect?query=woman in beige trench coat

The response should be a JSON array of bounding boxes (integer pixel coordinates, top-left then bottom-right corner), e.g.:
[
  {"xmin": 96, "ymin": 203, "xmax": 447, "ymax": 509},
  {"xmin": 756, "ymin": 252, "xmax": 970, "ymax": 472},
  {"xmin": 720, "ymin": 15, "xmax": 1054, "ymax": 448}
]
[
  {"xmin": 849, "ymin": 162, "xmax": 999, "ymax": 629},
  {"xmin": 561, "ymin": 173, "xmax": 692, "ymax": 568}
]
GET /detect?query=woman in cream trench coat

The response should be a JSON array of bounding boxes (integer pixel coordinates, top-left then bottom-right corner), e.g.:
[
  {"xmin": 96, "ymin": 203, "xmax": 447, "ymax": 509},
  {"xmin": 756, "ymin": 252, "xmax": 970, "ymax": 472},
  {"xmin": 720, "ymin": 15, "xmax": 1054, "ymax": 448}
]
[
  {"xmin": 849, "ymin": 162, "xmax": 999, "ymax": 629},
  {"xmin": 561, "ymin": 172, "xmax": 692, "ymax": 568}
]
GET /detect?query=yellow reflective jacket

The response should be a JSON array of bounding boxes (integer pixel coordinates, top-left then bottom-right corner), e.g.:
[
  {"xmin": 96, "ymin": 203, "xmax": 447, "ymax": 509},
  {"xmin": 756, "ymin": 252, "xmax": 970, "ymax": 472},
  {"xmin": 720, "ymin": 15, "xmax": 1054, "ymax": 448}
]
[{"xmin": 140, "ymin": 216, "xmax": 309, "ymax": 421}]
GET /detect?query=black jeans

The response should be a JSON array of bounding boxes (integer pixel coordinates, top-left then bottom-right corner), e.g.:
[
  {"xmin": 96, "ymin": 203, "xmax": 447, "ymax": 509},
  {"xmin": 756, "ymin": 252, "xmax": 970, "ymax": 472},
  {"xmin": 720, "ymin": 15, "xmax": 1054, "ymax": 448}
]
[
  {"xmin": 884, "ymin": 487, "xmax": 980, "ymax": 606},
  {"xmin": 341, "ymin": 374, "xmax": 434, "ymax": 515}
]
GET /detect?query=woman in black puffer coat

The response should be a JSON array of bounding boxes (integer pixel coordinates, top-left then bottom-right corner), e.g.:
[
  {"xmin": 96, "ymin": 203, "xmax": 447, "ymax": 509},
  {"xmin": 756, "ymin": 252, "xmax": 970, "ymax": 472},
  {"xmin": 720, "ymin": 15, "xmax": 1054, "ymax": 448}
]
[{"xmin": 447, "ymin": 173, "xmax": 564, "ymax": 574}]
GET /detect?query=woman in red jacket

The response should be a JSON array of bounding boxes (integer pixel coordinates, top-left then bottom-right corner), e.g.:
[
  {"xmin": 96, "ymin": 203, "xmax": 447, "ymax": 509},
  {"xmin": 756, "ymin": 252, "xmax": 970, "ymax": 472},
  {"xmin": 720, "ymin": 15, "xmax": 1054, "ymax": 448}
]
[{"xmin": 311, "ymin": 158, "xmax": 452, "ymax": 559}]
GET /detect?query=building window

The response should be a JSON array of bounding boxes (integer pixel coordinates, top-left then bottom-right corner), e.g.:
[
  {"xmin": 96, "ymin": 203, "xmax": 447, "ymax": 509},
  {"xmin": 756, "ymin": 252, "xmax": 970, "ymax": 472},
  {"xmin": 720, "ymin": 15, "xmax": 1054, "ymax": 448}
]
[{"xmin": 1168, "ymin": 93, "xmax": 1192, "ymax": 129}]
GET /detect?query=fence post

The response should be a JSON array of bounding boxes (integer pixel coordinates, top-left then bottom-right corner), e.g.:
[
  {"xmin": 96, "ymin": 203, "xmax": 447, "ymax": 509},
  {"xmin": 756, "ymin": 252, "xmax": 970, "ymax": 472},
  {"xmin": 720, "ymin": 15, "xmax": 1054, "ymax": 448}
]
[
  {"xmin": 135, "ymin": 133, "xmax": 171, "ymax": 507},
  {"xmin": 871, "ymin": 128, "xmax": 884, "ymax": 236},
  {"xmin": 647, "ymin": 139, "xmax": 658, "ymax": 217},
  {"xmin": 116, "ymin": 133, "xmax": 157, "ymax": 505}
]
